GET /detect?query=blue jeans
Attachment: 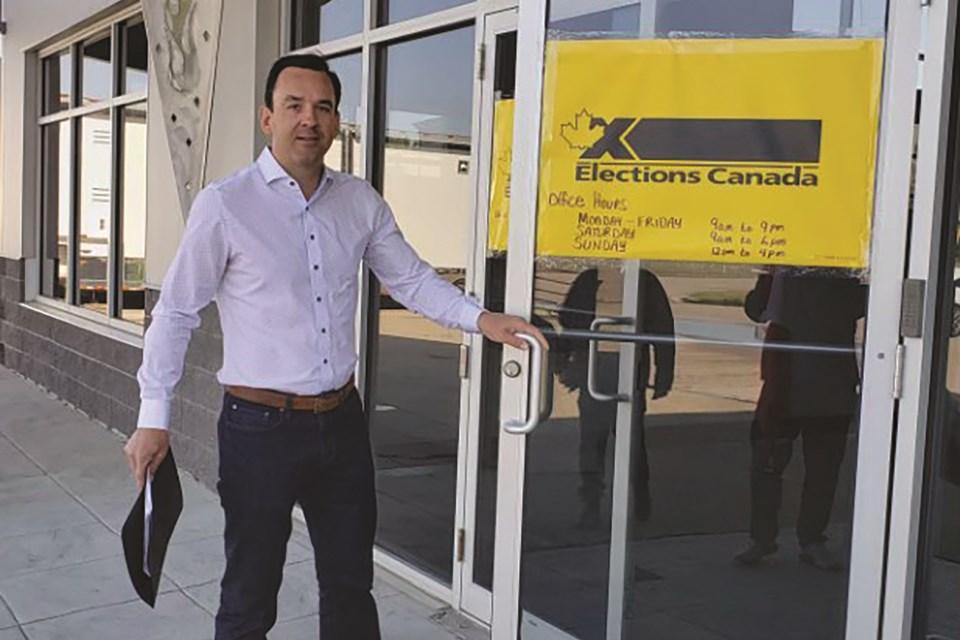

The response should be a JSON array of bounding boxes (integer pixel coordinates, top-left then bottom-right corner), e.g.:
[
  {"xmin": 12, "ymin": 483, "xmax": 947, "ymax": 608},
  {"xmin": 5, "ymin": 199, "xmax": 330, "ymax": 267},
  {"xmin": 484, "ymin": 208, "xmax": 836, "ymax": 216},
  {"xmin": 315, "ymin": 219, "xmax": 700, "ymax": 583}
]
[{"xmin": 214, "ymin": 389, "xmax": 380, "ymax": 640}]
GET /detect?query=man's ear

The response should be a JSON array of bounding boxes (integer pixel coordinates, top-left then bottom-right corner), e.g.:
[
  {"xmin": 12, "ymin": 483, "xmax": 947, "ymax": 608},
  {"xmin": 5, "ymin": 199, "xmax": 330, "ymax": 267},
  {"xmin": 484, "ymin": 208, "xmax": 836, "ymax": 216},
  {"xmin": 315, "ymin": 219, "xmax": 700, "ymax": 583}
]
[{"xmin": 259, "ymin": 105, "xmax": 273, "ymax": 137}]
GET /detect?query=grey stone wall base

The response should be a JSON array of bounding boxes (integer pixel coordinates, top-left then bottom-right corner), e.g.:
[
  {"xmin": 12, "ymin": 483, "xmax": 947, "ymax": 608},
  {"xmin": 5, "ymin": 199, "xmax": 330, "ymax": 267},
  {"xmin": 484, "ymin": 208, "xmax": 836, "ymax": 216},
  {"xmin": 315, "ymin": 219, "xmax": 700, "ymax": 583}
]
[{"xmin": 0, "ymin": 267, "xmax": 224, "ymax": 490}]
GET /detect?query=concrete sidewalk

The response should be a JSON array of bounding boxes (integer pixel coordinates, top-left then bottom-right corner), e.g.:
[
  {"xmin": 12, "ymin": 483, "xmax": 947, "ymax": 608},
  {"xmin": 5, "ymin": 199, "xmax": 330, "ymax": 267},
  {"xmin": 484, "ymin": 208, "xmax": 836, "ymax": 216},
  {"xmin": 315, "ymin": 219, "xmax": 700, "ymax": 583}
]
[{"xmin": 0, "ymin": 365, "xmax": 485, "ymax": 640}]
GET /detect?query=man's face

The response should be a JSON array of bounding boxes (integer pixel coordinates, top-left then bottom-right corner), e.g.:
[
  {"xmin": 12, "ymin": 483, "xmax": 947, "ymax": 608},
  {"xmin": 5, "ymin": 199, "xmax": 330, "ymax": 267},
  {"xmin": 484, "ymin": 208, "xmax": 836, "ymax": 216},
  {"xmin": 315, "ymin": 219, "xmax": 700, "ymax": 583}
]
[{"xmin": 260, "ymin": 67, "xmax": 340, "ymax": 173}]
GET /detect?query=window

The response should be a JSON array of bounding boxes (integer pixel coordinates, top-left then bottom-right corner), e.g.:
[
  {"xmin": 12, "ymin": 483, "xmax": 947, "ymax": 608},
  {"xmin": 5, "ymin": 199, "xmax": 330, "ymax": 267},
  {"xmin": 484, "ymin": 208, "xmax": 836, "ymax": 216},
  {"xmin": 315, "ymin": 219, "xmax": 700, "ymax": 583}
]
[{"xmin": 39, "ymin": 15, "xmax": 149, "ymax": 324}]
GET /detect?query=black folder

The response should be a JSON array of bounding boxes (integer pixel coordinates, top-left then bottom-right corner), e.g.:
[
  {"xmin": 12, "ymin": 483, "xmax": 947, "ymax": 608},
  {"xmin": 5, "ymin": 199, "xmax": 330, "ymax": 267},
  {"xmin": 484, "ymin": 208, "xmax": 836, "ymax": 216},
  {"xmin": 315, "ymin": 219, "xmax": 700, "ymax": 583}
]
[{"xmin": 121, "ymin": 450, "xmax": 183, "ymax": 607}]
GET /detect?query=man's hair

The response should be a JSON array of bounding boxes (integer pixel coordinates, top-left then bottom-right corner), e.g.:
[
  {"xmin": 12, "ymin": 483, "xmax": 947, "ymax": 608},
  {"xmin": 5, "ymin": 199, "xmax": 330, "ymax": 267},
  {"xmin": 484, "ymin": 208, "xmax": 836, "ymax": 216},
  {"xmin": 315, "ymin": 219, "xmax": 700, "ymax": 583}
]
[{"xmin": 264, "ymin": 54, "xmax": 342, "ymax": 112}]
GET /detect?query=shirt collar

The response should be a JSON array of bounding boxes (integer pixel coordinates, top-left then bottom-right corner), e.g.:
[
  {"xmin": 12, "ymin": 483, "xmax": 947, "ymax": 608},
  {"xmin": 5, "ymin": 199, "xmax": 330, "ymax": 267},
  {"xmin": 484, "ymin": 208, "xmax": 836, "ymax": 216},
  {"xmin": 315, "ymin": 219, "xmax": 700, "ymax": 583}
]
[{"xmin": 256, "ymin": 147, "xmax": 335, "ymax": 193}]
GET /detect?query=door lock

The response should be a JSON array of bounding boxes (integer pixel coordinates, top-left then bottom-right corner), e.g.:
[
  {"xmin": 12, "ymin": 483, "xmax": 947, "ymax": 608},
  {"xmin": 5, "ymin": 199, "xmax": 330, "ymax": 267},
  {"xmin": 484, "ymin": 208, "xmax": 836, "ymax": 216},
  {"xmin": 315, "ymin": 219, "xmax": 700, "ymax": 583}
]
[{"xmin": 503, "ymin": 360, "xmax": 522, "ymax": 378}]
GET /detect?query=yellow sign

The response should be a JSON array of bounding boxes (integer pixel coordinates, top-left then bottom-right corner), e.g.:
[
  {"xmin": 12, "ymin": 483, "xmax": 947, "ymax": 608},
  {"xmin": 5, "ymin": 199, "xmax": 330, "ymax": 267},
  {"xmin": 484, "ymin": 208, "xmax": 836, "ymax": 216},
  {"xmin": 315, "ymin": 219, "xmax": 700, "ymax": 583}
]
[
  {"xmin": 538, "ymin": 39, "xmax": 884, "ymax": 268},
  {"xmin": 488, "ymin": 99, "xmax": 514, "ymax": 253}
]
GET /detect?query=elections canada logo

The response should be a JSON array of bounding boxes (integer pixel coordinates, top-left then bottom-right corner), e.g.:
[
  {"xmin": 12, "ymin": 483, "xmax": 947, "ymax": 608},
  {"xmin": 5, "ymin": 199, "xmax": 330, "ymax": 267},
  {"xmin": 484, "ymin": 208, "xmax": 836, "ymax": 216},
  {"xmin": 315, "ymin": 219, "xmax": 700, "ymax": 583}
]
[{"xmin": 560, "ymin": 109, "xmax": 821, "ymax": 188}]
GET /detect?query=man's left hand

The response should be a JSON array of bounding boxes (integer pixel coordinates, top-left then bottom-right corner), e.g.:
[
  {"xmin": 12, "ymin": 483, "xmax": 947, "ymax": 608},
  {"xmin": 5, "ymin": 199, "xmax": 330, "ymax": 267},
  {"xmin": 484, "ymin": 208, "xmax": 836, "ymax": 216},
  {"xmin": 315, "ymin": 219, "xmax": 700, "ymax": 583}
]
[{"xmin": 477, "ymin": 312, "xmax": 549, "ymax": 351}]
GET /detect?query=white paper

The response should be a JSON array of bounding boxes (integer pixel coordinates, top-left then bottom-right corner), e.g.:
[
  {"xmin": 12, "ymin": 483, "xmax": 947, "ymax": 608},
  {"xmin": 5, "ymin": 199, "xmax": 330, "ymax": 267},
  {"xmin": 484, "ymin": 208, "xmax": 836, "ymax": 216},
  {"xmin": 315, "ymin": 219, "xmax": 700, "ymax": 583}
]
[{"xmin": 143, "ymin": 473, "xmax": 153, "ymax": 577}]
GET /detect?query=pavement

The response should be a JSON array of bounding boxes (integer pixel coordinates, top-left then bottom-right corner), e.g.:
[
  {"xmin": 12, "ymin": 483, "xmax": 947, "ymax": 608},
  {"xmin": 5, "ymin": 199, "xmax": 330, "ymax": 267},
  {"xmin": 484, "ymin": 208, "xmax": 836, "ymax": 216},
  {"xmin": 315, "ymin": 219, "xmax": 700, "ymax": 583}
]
[{"xmin": 0, "ymin": 364, "xmax": 486, "ymax": 640}]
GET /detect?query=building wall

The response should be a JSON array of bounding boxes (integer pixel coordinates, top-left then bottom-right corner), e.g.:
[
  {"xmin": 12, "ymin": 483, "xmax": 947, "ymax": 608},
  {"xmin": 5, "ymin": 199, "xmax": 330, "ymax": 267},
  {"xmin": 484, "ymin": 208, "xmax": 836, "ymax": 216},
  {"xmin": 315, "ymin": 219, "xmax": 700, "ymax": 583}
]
[{"xmin": 0, "ymin": 0, "xmax": 280, "ymax": 489}]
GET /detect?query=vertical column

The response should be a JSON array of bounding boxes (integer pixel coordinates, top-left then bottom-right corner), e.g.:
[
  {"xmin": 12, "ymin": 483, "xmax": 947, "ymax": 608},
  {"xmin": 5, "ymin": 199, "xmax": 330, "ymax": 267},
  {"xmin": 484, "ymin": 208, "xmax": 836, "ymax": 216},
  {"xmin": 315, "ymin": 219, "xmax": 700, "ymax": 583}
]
[{"xmin": 141, "ymin": 0, "xmax": 224, "ymax": 220}]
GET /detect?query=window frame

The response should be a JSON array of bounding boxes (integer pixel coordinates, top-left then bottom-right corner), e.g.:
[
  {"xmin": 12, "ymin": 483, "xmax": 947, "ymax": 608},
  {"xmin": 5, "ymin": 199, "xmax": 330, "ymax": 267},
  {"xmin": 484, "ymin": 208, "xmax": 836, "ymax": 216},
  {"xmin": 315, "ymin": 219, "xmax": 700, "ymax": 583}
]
[{"xmin": 36, "ymin": 5, "xmax": 149, "ymax": 327}]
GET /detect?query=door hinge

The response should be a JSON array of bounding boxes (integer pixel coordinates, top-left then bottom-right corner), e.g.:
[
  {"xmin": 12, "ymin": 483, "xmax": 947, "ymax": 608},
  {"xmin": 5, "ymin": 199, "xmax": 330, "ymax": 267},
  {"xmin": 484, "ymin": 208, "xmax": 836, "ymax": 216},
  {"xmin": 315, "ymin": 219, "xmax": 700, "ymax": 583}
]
[
  {"xmin": 900, "ymin": 279, "xmax": 926, "ymax": 338},
  {"xmin": 478, "ymin": 43, "xmax": 487, "ymax": 81},
  {"xmin": 893, "ymin": 343, "xmax": 906, "ymax": 400},
  {"xmin": 459, "ymin": 344, "xmax": 470, "ymax": 379},
  {"xmin": 456, "ymin": 528, "xmax": 466, "ymax": 563}
]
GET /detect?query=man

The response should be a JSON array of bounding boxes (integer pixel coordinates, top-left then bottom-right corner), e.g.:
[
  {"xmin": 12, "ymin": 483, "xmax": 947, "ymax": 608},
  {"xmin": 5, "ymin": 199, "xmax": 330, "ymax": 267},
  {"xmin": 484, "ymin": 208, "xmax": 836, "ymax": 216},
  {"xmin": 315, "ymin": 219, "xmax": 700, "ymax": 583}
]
[
  {"xmin": 555, "ymin": 268, "xmax": 675, "ymax": 529},
  {"xmin": 124, "ymin": 54, "xmax": 546, "ymax": 640},
  {"xmin": 734, "ymin": 269, "xmax": 866, "ymax": 571}
]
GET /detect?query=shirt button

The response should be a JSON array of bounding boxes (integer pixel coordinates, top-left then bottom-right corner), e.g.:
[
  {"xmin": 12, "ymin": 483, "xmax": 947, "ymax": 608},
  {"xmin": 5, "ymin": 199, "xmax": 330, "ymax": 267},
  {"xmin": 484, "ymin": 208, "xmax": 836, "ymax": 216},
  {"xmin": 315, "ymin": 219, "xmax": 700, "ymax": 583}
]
[
  {"xmin": 310, "ymin": 235, "xmax": 315, "ymax": 240},
  {"xmin": 322, "ymin": 328, "xmax": 327, "ymax": 334},
  {"xmin": 313, "ymin": 265, "xmax": 319, "ymax": 270},
  {"xmin": 323, "ymin": 359, "xmax": 329, "ymax": 364},
  {"xmin": 289, "ymin": 181, "xmax": 295, "ymax": 187},
  {"xmin": 316, "ymin": 296, "xmax": 322, "ymax": 302}
]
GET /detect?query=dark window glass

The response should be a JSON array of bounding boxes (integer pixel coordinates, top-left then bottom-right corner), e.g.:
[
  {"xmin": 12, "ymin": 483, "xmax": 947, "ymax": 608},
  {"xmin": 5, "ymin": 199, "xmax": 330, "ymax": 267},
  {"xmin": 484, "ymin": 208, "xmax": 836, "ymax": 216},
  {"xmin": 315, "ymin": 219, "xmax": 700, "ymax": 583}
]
[
  {"xmin": 918, "ymin": 83, "xmax": 960, "ymax": 637},
  {"xmin": 40, "ymin": 122, "xmax": 72, "ymax": 300},
  {"xmin": 379, "ymin": 0, "xmax": 471, "ymax": 26},
  {"xmin": 81, "ymin": 33, "xmax": 112, "ymax": 105},
  {"xmin": 78, "ymin": 111, "xmax": 112, "ymax": 315},
  {"xmin": 123, "ymin": 20, "xmax": 148, "ymax": 94},
  {"xmin": 326, "ymin": 53, "xmax": 362, "ymax": 175},
  {"xmin": 369, "ymin": 25, "xmax": 475, "ymax": 585},
  {"xmin": 922, "ymin": 286, "xmax": 960, "ymax": 637},
  {"xmin": 550, "ymin": 3, "xmax": 642, "ymax": 35},
  {"xmin": 120, "ymin": 103, "xmax": 147, "ymax": 324},
  {"xmin": 293, "ymin": 0, "xmax": 363, "ymax": 47},
  {"xmin": 653, "ymin": 0, "xmax": 795, "ymax": 36},
  {"xmin": 42, "ymin": 49, "xmax": 73, "ymax": 115}
]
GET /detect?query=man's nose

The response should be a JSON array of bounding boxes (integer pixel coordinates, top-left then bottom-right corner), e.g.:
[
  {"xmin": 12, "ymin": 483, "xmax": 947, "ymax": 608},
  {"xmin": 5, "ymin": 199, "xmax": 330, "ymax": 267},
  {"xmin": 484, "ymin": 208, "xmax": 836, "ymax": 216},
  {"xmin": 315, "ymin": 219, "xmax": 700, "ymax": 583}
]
[{"xmin": 300, "ymin": 109, "xmax": 318, "ymax": 126}]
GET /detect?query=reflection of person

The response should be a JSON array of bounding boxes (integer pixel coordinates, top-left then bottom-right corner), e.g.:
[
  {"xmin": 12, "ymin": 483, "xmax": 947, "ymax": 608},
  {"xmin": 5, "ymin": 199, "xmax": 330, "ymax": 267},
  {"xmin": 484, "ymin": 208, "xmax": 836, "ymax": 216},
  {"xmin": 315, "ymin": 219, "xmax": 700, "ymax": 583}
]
[
  {"xmin": 557, "ymin": 268, "xmax": 675, "ymax": 528},
  {"xmin": 124, "ymin": 54, "xmax": 546, "ymax": 640},
  {"xmin": 735, "ymin": 269, "xmax": 867, "ymax": 570}
]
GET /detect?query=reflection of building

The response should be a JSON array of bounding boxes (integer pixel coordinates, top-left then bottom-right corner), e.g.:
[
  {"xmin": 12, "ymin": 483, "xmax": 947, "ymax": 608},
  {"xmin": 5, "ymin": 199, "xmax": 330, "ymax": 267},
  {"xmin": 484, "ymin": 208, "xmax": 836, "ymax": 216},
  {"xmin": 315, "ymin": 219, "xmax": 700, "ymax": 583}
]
[
  {"xmin": 384, "ymin": 132, "xmax": 471, "ymax": 271},
  {"xmin": 73, "ymin": 111, "xmax": 147, "ymax": 281},
  {"xmin": 0, "ymin": 2, "xmax": 957, "ymax": 640}
]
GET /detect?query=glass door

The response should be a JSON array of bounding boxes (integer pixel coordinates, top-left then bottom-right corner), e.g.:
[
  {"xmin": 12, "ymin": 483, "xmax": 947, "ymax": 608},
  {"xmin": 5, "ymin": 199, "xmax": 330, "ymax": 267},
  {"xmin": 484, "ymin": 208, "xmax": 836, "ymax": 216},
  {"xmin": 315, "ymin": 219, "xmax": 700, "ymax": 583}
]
[{"xmin": 492, "ymin": 0, "xmax": 923, "ymax": 638}]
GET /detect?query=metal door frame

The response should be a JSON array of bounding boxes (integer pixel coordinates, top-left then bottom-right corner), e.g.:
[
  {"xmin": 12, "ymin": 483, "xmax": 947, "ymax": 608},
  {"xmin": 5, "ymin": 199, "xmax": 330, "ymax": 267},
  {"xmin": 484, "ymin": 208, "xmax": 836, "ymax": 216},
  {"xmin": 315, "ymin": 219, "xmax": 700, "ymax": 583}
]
[{"xmin": 457, "ymin": 7, "xmax": 520, "ymax": 625}]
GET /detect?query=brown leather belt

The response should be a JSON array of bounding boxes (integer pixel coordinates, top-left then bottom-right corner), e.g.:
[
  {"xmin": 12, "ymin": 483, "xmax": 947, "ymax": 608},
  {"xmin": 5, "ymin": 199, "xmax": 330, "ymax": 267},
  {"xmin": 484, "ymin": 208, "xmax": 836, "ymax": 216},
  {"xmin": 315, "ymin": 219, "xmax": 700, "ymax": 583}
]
[{"xmin": 225, "ymin": 377, "xmax": 355, "ymax": 413}]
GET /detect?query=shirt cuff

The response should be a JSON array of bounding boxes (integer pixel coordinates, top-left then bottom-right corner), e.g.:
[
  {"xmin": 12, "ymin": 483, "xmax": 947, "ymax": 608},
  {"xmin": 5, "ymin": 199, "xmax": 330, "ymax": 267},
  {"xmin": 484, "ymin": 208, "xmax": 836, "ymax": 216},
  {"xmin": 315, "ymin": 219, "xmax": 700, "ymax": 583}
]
[
  {"xmin": 460, "ymin": 296, "xmax": 486, "ymax": 333},
  {"xmin": 137, "ymin": 398, "xmax": 172, "ymax": 430}
]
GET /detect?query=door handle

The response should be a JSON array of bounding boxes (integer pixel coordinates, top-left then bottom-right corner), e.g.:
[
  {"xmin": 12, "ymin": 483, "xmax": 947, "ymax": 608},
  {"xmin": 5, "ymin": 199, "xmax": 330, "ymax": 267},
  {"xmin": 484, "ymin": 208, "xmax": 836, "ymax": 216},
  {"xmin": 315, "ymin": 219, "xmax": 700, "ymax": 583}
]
[
  {"xmin": 588, "ymin": 317, "xmax": 633, "ymax": 403},
  {"xmin": 503, "ymin": 333, "xmax": 547, "ymax": 435}
]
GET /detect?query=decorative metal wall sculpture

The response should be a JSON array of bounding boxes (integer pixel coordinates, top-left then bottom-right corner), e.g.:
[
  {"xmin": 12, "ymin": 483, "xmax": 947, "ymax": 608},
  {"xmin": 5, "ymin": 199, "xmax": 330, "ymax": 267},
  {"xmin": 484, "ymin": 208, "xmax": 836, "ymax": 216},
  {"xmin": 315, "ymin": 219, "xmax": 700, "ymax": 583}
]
[{"xmin": 141, "ymin": 0, "xmax": 224, "ymax": 220}]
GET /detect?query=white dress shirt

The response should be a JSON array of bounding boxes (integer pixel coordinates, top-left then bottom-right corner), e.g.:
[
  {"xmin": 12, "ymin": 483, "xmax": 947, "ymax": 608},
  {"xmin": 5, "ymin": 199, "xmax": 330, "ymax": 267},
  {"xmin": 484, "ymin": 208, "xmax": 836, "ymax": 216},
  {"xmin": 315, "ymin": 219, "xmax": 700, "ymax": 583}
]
[{"xmin": 137, "ymin": 148, "xmax": 484, "ymax": 429}]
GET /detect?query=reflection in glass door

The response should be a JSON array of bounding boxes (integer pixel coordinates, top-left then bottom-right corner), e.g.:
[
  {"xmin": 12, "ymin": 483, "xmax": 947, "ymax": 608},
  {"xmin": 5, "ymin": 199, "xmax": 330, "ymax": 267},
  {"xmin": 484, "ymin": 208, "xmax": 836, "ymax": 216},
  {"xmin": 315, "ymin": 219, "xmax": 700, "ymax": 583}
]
[{"xmin": 491, "ymin": 0, "xmax": 915, "ymax": 638}]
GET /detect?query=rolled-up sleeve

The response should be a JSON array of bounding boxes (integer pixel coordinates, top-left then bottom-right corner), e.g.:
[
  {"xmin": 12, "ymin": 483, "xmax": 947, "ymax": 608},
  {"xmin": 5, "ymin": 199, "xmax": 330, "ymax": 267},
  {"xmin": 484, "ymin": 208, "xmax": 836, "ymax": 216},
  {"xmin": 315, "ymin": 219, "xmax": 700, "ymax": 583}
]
[
  {"xmin": 364, "ymin": 200, "xmax": 484, "ymax": 333},
  {"xmin": 137, "ymin": 188, "xmax": 229, "ymax": 430}
]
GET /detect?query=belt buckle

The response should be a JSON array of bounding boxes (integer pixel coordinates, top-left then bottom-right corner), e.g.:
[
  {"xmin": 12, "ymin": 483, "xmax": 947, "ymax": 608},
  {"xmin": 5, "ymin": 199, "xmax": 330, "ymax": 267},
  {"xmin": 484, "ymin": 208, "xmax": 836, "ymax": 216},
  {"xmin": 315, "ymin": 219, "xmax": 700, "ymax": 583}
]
[{"xmin": 313, "ymin": 396, "xmax": 325, "ymax": 414}]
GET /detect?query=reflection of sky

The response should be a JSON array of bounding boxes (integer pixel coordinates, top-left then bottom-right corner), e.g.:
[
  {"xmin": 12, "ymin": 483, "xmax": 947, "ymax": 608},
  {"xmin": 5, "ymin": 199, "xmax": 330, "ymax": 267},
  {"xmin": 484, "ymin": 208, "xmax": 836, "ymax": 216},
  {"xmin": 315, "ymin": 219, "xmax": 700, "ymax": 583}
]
[
  {"xmin": 328, "ymin": 53, "xmax": 362, "ymax": 125},
  {"xmin": 385, "ymin": 0, "xmax": 470, "ymax": 24},
  {"xmin": 60, "ymin": 58, "xmax": 146, "ymax": 104},
  {"xmin": 318, "ymin": 0, "xmax": 363, "ymax": 41},
  {"xmin": 58, "ymin": 53, "xmax": 73, "ymax": 99},
  {"xmin": 385, "ymin": 26, "xmax": 475, "ymax": 139},
  {"xmin": 126, "ymin": 70, "xmax": 148, "ymax": 94},
  {"xmin": 84, "ymin": 58, "xmax": 113, "ymax": 102}
]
